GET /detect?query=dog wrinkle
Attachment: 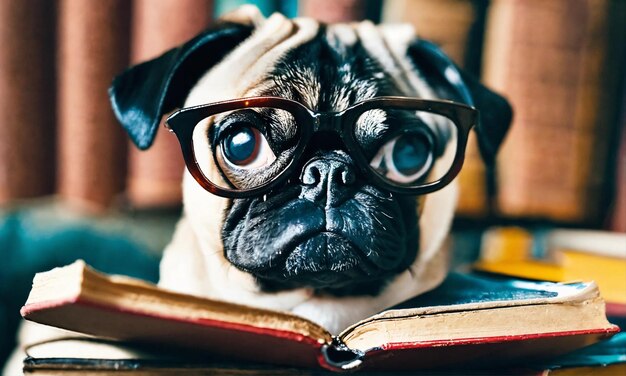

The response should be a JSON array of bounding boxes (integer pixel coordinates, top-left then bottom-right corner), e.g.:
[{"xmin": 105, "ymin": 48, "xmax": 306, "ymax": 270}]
[
  {"xmin": 327, "ymin": 23, "xmax": 358, "ymax": 48},
  {"xmin": 233, "ymin": 18, "xmax": 317, "ymax": 99},
  {"xmin": 355, "ymin": 108, "xmax": 388, "ymax": 148},
  {"xmin": 291, "ymin": 66, "xmax": 321, "ymax": 109},
  {"xmin": 262, "ymin": 28, "xmax": 397, "ymax": 114}
]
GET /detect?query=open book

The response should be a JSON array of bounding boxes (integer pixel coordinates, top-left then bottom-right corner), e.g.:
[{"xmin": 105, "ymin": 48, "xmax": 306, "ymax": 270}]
[{"xmin": 21, "ymin": 261, "xmax": 618, "ymax": 372}]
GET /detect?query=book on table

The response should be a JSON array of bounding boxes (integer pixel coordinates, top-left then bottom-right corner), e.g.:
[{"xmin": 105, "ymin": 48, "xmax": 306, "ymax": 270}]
[
  {"xmin": 474, "ymin": 226, "xmax": 626, "ymax": 317},
  {"xmin": 20, "ymin": 260, "xmax": 619, "ymax": 372}
]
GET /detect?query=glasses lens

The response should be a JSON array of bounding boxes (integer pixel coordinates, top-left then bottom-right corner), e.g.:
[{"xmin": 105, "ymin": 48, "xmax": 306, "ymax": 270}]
[
  {"xmin": 354, "ymin": 108, "xmax": 458, "ymax": 187},
  {"xmin": 191, "ymin": 107, "xmax": 299, "ymax": 191}
]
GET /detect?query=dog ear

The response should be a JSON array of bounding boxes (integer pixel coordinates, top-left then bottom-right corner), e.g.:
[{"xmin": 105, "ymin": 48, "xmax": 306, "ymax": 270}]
[
  {"xmin": 109, "ymin": 23, "xmax": 253, "ymax": 150},
  {"xmin": 407, "ymin": 40, "xmax": 513, "ymax": 165}
]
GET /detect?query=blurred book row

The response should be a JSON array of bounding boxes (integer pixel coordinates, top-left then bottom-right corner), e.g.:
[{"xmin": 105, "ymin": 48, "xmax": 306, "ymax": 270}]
[{"xmin": 0, "ymin": 0, "xmax": 624, "ymax": 230}]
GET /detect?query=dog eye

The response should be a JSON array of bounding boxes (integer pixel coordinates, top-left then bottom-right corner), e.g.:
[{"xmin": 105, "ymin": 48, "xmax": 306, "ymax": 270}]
[
  {"xmin": 220, "ymin": 124, "xmax": 276, "ymax": 169},
  {"xmin": 370, "ymin": 132, "xmax": 434, "ymax": 184}
]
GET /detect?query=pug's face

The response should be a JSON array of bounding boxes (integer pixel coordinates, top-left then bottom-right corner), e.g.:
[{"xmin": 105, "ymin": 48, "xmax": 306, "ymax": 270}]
[
  {"xmin": 110, "ymin": 11, "xmax": 511, "ymax": 305},
  {"xmin": 179, "ymin": 29, "xmax": 469, "ymax": 297},
  {"xmin": 216, "ymin": 40, "xmax": 436, "ymax": 295}
]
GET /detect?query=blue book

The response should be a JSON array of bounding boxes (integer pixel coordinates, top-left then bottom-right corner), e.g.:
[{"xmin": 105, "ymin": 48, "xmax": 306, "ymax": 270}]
[{"xmin": 214, "ymin": 0, "xmax": 285, "ymax": 18}]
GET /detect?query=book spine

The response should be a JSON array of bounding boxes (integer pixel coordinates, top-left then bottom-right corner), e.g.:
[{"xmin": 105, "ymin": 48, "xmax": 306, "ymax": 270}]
[
  {"xmin": 125, "ymin": 0, "xmax": 213, "ymax": 209},
  {"xmin": 610, "ymin": 78, "xmax": 626, "ymax": 232},
  {"xmin": 0, "ymin": 0, "xmax": 57, "ymax": 203},
  {"xmin": 57, "ymin": 0, "xmax": 131, "ymax": 210},
  {"xmin": 318, "ymin": 338, "xmax": 364, "ymax": 371},
  {"xmin": 298, "ymin": 0, "xmax": 369, "ymax": 22},
  {"xmin": 382, "ymin": 0, "xmax": 477, "ymax": 67},
  {"xmin": 483, "ymin": 0, "xmax": 626, "ymax": 224}
]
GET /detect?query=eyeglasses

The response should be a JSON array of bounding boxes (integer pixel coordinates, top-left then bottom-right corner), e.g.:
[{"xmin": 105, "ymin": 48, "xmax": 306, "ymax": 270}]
[{"xmin": 165, "ymin": 96, "xmax": 477, "ymax": 199}]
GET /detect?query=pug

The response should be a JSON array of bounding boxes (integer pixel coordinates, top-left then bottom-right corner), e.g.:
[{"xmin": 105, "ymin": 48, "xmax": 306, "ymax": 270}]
[{"xmin": 109, "ymin": 6, "xmax": 511, "ymax": 334}]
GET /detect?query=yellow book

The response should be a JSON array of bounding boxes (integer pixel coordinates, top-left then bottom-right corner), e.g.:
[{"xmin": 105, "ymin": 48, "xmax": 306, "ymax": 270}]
[
  {"xmin": 547, "ymin": 363, "xmax": 626, "ymax": 376},
  {"xmin": 474, "ymin": 227, "xmax": 626, "ymax": 305}
]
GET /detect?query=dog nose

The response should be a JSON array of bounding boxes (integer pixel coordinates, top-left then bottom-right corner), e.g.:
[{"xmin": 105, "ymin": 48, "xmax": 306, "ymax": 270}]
[{"xmin": 300, "ymin": 156, "xmax": 356, "ymax": 207}]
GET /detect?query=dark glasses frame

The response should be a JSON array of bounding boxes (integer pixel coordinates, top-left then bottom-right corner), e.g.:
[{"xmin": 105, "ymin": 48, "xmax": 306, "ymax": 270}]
[{"xmin": 165, "ymin": 96, "xmax": 478, "ymax": 199}]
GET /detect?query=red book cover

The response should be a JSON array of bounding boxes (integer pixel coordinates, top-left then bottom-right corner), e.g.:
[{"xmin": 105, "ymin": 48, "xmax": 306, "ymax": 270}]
[
  {"xmin": 0, "ymin": 0, "xmax": 56, "ymax": 203},
  {"xmin": 56, "ymin": 0, "xmax": 130, "ymax": 210}
]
